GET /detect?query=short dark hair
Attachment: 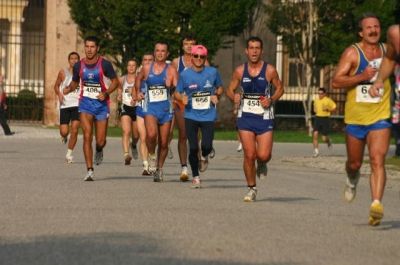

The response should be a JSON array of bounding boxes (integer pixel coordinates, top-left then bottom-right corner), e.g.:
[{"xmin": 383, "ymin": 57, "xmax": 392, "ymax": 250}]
[
  {"xmin": 181, "ymin": 33, "xmax": 197, "ymax": 45},
  {"xmin": 127, "ymin": 58, "xmax": 139, "ymax": 66},
  {"xmin": 142, "ymin": 52, "xmax": 154, "ymax": 60},
  {"xmin": 84, "ymin": 36, "xmax": 100, "ymax": 46},
  {"xmin": 68, "ymin": 52, "xmax": 80, "ymax": 60},
  {"xmin": 246, "ymin": 36, "xmax": 263, "ymax": 49},
  {"xmin": 154, "ymin": 40, "xmax": 170, "ymax": 51},
  {"xmin": 357, "ymin": 12, "xmax": 381, "ymax": 32},
  {"xmin": 318, "ymin": 88, "xmax": 326, "ymax": 93}
]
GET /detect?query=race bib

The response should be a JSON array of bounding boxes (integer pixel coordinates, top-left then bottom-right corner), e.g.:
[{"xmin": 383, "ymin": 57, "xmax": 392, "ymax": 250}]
[
  {"xmin": 148, "ymin": 85, "xmax": 167, "ymax": 102},
  {"xmin": 355, "ymin": 84, "xmax": 382, "ymax": 103},
  {"xmin": 82, "ymin": 82, "xmax": 101, "ymax": 99},
  {"xmin": 192, "ymin": 91, "xmax": 211, "ymax": 110},
  {"xmin": 242, "ymin": 94, "xmax": 264, "ymax": 114}
]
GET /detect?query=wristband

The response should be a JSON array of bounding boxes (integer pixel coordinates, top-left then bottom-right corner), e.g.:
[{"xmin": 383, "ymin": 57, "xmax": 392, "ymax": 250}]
[{"xmin": 104, "ymin": 92, "xmax": 109, "ymax": 97}]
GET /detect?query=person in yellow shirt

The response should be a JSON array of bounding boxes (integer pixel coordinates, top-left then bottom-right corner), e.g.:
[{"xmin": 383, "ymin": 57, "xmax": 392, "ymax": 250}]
[{"xmin": 312, "ymin": 88, "xmax": 337, "ymax": 157}]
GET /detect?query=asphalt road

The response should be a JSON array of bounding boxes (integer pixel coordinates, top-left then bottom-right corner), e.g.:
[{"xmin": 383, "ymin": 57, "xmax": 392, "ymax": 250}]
[{"xmin": 0, "ymin": 126, "xmax": 399, "ymax": 265}]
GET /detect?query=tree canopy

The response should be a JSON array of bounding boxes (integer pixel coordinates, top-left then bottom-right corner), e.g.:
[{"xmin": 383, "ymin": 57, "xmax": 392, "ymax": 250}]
[
  {"xmin": 266, "ymin": 0, "xmax": 398, "ymax": 67},
  {"xmin": 67, "ymin": 0, "xmax": 257, "ymax": 72}
]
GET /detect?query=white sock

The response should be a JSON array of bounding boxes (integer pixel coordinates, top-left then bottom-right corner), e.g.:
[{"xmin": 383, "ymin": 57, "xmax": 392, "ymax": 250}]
[{"xmin": 314, "ymin": 149, "xmax": 319, "ymax": 154}]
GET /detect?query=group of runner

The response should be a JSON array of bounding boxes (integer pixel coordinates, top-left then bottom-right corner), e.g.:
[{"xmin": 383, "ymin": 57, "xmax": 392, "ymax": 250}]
[{"xmin": 54, "ymin": 13, "xmax": 400, "ymax": 226}]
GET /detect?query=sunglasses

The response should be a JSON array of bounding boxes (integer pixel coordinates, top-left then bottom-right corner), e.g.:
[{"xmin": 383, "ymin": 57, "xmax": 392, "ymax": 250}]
[{"xmin": 193, "ymin": 54, "xmax": 206, "ymax": 59}]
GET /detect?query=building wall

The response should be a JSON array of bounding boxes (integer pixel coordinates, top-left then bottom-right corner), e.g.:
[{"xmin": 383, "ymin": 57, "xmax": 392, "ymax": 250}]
[{"xmin": 44, "ymin": 0, "xmax": 83, "ymax": 126}]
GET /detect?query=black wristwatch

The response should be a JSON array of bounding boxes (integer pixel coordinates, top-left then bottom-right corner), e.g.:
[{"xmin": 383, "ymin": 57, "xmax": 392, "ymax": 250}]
[
  {"xmin": 216, "ymin": 94, "xmax": 221, "ymax": 100},
  {"xmin": 104, "ymin": 91, "xmax": 109, "ymax": 97}
]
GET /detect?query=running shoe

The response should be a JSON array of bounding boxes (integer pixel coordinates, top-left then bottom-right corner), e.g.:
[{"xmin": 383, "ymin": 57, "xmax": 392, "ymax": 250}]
[
  {"xmin": 180, "ymin": 166, "xmax": 189, "ymax": 182},
  {"xmin": 199, "ymin": 156, "xmax": 209, "ymax": 172},
  {"xmin": 131, "ymin": 144, "xmax": 138, "ymax": 160},
  {"xmin": 243, "ymin": 187, "xmax": 257, "ymax": 202},
  {"xmin": 167, "ymin": 147, "xmax": 173, "ymax": 159},
  {"xmin": 312, "ymin": 152, "xmax": 319, "ymax": 158},
  {"xmin": 153, "ymin": 168, "xmax": 163, "ymax": 182},
  {"xmin": 142, "ymin": 161, "xmax": 150, "ymax": 175},
  {"xmin": 327, "ymin": 138, "xmax": 332, "ymax": 149},
  {"xmin": 65, "ymin": 154, "xmax": 74, "ymax": 164},
  {"xmin": 256, "ymin": 161, "xmax": 268, "ymax": 180},
  {"xmin": 209, "ymin": 147, "xmax": 215, "ymax": 158},
  {"xmin": 369, "ymin": 202, "xmax": 384, "ymax": 226},
  {"xmin": 124, "ymin": 153, "xmax": 132, "ymax": 165},
  {"xmin": 85, "ymin": 169, "xmax": 94, "ymax": 181},
  {"xmin": 191, "ymin": 177, "xmax": 202, "ymax": 189},
  {"xmin": 342, "ymin": 171, "xmax": 361, "ymax": 203},
  {"xmin": 94, "ymin": 150, "xmax": 103, "ymax": 165},
  {"xmin": 61, "ymin": 136, "xmax": 68, "ymax": 144},
  {"xmin": 237, "ymin": 143, "xmax": 243, "ymax": 152},
  {"xmin": 148, "ymin": 156, "xmax": 157, "ymax": 175}
]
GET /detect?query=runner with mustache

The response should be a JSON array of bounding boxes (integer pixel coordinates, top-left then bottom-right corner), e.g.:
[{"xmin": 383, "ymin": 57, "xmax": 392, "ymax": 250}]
[{"xmin": 332, "ymin": 12, "xmax": 391, "ymax": 226}]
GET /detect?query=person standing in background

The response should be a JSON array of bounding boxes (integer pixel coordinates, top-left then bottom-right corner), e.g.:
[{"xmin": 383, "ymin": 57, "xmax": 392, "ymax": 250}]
[{"xmin": 0, "ymin": 75, "xmax": 14, "ymax": 136}]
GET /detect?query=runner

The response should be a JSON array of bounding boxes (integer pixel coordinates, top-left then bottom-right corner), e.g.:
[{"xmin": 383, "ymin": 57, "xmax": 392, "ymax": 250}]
[
  {"xmin": 312, "ymin": 87, "xmax": 337, "ymax": 158},
  {"xmin": 226, "ymin": 36, "xmax": 284, "ymax": 202},
  {"xmin": 117, "ymin": 58, "xmax": 139, "ymax": 165},
  {"xmin": 53, "ymin": 52, "xmax": 81, "ymax": 163},
  {"xmin": 134, "ymin": 41, "xmax": 178, "ymax": 182},
  {"xmin": 332, "ymin": 13, "xmax": 391, "ymax": 226},
  {"xmin": 63, "ymin": 36, "xmax": 119, "ymax": 181},
  {"xmin": 174, "ymin": 44, "xmax": 223, "ymax": 188}
]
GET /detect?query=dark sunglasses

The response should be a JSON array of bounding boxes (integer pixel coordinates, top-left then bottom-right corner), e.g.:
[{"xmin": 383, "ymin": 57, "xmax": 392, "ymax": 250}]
[{"xmin": 193, "ymin": 54, "xmax": 206, "ymax": 59}]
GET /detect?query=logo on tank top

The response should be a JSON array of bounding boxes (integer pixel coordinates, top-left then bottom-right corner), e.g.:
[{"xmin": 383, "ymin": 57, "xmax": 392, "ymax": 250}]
[
  {"xmin": 243, "ymin": 78, "xmax": 251, "ymax": 83},
  {"xmin": 258, "ymin": 77, "xmax": 265, "ymax": 81},
  {"xmin": 87, "ymin": 73, "xmax": 94, "ymax": 80}
]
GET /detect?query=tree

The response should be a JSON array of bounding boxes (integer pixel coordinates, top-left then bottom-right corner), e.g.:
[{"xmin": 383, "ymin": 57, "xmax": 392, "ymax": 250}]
[
  {"xmin": 67, "ymin": 0, "xmax": 257, "ymax": 73},
  {"xmin": 265, "ymin": 0, "xmax": 397, "ymax": 135}
]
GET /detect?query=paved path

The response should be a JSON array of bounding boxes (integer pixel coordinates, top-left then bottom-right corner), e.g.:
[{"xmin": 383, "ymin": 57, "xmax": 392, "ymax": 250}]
[{"xmin": 1, "ymin": 125, "xmax": 399, "ymax": 265}]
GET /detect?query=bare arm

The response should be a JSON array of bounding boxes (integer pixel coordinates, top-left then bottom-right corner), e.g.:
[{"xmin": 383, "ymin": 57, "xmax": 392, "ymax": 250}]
[
  {"xmin": 332, "ymin": 46, "xmax": 378, "ymax": 89},
  {"xmin": 369, "ymin": 26, "xmax": 399, "ymax": 97},
  {"xmin": 117, "ymin": 76, "xmax": 124, "ymax": 102},
  {"xmin": 267, "ymin": 64, "xmax": 284, "ymax": 103},
  {"xmin": 135, "ymin": 66, "xmax": 147, "ymax": 101},
  {"xmin": 53, "ymin": 70, "xmax": 65, "ymax": 103}
]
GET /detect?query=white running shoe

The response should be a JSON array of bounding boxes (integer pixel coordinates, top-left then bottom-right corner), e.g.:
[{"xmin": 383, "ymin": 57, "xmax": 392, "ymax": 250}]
[
  {"xmin": 342, "ymin": 171, "xmax": 360, "ymax": 203},
  {"xmin": 209, "ymin": 148, "xmax": 215, "ymax": 159},
  {"xmin": 237, "ymin": 143, "xmax": 243, "ymax": 152},
  {"xmin": 180, "ymin": 166, "xmax": 189, "ymax": 182},
  {"xmin": 243, "ymin": 187, "xmax": 257, "ymax": 202},
  {"xmin": 148, "ymin": 156, "xmax": 157, "ymax": 175},
  {"xmin": 65, "ymin": 154, "xmax": 74, "ymax": 163},
  {"xmin": 85, "ymin": 169, "xmax": 94, "ymax": 181},
  {"xmin": 191, "ymin": 177, "xmax": 202, "ymax": 189}
]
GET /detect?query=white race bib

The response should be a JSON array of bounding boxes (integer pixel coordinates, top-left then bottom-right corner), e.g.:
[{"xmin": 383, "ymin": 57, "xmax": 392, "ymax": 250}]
[
  {"xmin": 242, "ymin": 94, "xmax": 264, "ymax": 114},
  {"xmin": 148, "ymin": 85, "xmax": 167, "ymax": 102},
  {"xmin": 82, "ymin": 82, "xmax": 101, "ymax": 99},
  {"xmin": 355, "ymin": 84, "xmax": 382, "ymax": 103},
  {"xmin": 192, "ymin": 91, "xmax": 211, "ymax": 110}
]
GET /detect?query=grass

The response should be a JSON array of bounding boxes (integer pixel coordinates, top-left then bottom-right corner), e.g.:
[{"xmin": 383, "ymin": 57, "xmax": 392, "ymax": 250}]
[{"xmin": 46, "ymin": 125, "xmax": 399, "ymax": 168}]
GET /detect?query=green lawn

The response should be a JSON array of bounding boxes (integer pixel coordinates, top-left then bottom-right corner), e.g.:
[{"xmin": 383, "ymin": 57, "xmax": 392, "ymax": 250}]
[{"xmin": 47, "ymin": 125, "xmax": 399, "ymax": 169}]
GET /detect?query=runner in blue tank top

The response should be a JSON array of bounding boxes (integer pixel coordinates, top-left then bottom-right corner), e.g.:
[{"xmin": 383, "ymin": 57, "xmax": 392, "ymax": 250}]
[
  {"xmin": 226, "ymin": 36, "xmax": 284, "ymax": 202},
  {"xmin": 63, "ymin": 36, "xmax": 119, "ymax": 182},
  {"xmin": 134, "ymin": 41, "xmax": 178, "ymax": 182}
]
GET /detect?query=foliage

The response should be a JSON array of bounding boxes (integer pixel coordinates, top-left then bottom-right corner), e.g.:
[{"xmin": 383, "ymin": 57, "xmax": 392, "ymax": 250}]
[
  {"xmin": 67, "ymin": 0, "xmax": 256, "ymax": 73},
  {"xmin": 265, "ymin": 0, "xmax": 397, "ymax": 134}
]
